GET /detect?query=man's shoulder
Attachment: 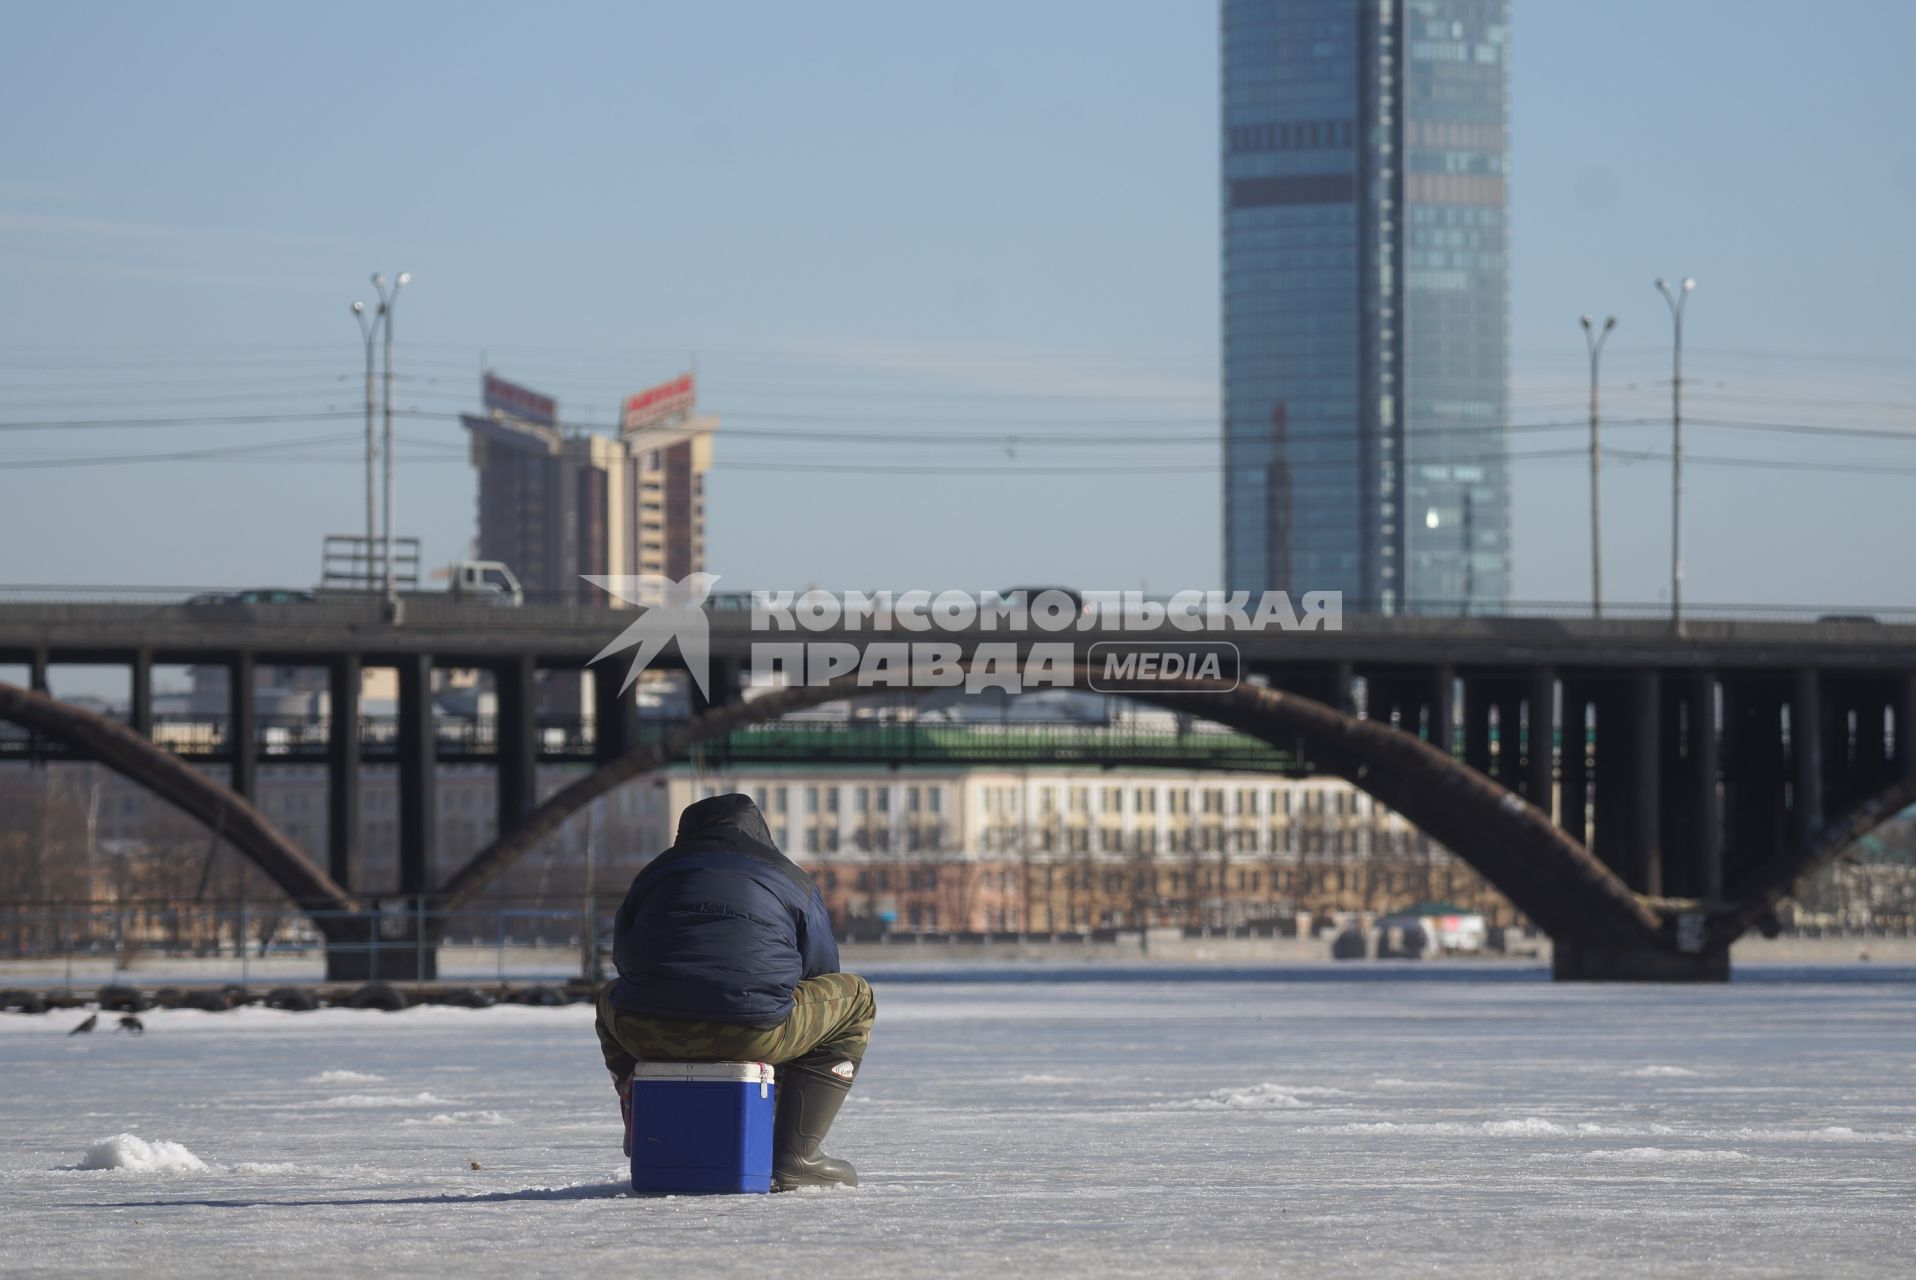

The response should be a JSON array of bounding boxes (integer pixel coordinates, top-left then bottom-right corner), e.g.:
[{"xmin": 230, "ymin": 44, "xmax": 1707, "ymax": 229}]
[{"xmin": 641, "ymin": 841, "xmax": 818, "ymax": 900}]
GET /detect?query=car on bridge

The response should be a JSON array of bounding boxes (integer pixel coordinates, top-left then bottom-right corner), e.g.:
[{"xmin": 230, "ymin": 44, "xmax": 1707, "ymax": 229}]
[
  {"xmin": 997, "ymin": 585, "xmax": 1088, "ymax": 619},
  {"xmin": 185, "ymin": 588, "xmax": 316, "ymax": 606}
]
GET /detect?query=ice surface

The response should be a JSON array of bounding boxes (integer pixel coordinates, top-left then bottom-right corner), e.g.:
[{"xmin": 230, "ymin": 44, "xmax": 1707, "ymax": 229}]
[{"xmin": 4, "ymin": 964, "xmax": 1915, "ymax": 1278}]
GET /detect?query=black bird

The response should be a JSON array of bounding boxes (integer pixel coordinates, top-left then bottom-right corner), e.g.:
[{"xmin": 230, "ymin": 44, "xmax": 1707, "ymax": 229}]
[
  {"xmin": 68, "ymin": 1014, "xmax": 98, "ymax": 1035},
  {"xmin": 117, "ymin": 1014, "xmax": 144, "ymax": 1035}
]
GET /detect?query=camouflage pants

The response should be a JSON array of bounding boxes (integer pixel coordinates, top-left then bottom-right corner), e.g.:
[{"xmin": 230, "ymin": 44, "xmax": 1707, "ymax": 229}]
[{"xmin": 595, "ymin": 973, "xmax": 876, "ymax": 1081}]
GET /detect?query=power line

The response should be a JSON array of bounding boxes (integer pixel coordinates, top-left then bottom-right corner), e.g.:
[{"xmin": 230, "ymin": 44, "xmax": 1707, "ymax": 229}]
[
  {"xmin": 0, "ymin": 432, "xmax": 364, "ymax": 470},
  {"xmin": 0, "ymin": 385, "xmax": 388, "ymax": 411},
  {"xmin": 1605, "ymin": 447, "xmax": 1916, "ymax": 477},
  {"xmin": 2, "ymin": 403, "xmax": 1913, "ymax": 463},
  {"xmin": 0, "ymin": 411, "xmax": 361, "ymax": 432}
]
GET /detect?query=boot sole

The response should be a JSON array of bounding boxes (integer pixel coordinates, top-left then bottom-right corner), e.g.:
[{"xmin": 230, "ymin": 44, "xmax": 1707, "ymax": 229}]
[{"xmin": 772, "ymin": 1175, "xmax": 858, "ymax": 1192}]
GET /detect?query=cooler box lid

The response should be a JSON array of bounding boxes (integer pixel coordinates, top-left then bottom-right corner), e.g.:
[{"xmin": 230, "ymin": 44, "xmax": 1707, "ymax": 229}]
[{"xmin": 633, "ymin": 1061, "xmax": 775, "ymax": 1086}]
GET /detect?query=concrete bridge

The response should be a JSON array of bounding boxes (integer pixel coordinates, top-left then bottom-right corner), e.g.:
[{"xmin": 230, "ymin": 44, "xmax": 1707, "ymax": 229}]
[{"xmin": 3, "ymin": 596, "xmax": 1914, "ymax": 981}]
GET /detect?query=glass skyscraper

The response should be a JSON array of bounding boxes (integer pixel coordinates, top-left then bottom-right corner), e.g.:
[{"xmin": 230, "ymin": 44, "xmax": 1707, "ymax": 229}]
[{"xmin": 1222, "ymin": 0, "xmax": 1510, "ymax": 612}]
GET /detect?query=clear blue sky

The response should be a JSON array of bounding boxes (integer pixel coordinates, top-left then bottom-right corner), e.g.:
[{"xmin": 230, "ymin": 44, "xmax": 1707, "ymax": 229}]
[{"xmin": 2, "ymin": 1, "xmax": 1913, "ymax": 607}]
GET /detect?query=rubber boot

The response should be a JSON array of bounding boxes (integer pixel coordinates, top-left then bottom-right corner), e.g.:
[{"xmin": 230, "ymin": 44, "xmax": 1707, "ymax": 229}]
[
  {"xmin": 772, "ymin": 1056, "xmax": 859, "ymax": 1191},
  {"xmin": 615, "ymin": 1073, "xmax": 633, "ymax": 1158}
]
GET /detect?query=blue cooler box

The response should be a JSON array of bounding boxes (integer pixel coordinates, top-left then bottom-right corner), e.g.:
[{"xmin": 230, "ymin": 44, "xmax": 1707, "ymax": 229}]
[{"xmin": 629, "ymin": 1061, "xmax": 777, "ymax": 1194}]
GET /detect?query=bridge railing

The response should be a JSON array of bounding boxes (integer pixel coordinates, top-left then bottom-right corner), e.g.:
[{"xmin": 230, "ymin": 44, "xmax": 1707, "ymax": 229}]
[
  {"xmin": 0, "ymin": 900, "xmax": 606, "ymax": 989},
  {"xmin": 3, "ymin": 584, "xmax": 1916, "ymax": 624}
]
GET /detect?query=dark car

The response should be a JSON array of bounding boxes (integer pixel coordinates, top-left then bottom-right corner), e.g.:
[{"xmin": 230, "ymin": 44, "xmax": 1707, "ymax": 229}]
[
  {"xmin": 187, "ymin": 588, "xmax": 315, "ymax": 606},
  {"xmin": 997, "ymin": 585, "xmax": 1087, "ymax": 617}
]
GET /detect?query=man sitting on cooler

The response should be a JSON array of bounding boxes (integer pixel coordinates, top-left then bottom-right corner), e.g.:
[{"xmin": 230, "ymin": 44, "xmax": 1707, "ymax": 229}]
[{"xmin": 595, "ymin": 792, "xmax": 874, "ymax": 1190}]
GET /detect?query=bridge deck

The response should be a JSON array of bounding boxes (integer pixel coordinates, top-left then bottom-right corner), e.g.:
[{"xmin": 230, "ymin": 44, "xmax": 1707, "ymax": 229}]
[{"xmin": 2, "ymin": 598, "xmax": 1915, "ymax": 670}]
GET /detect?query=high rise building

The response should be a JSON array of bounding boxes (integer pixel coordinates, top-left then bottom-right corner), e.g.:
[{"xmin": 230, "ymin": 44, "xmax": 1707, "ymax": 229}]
[
  {"xmin": 1222, "ymin": 0, "xmax": 1510, "ymax": 613},
  {"xmin": 619, "ymin": 373, "xmax": 715, "ymax": 583},
  {"xmin": 464, "ymin": 371, "xmax": 716, "ymax": 604}
]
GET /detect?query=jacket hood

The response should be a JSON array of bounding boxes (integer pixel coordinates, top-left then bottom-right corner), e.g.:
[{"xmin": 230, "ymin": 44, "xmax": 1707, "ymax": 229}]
[{"xmin": 675, "ymin": 792, "xmax": 779, "ymax": 854}]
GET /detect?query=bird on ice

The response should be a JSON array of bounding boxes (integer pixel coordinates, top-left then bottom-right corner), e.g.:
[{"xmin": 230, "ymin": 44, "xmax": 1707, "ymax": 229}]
[
  {"xmin": 68, "ymin": 1014, "xmax": 98, "ymax": 1035},
  {"xmin": 117, "ymin": 1015, "xmax": 144, "ymax": 1035}
]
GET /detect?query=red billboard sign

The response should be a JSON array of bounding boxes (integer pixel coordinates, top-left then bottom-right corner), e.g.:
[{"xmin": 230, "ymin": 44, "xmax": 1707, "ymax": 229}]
[
  {"xmin": 483, "ymin": 373, "xmax": 557, "ymax": 428},
  {"xmin": 622, "ymin": 372, "xmax": 695, "ymax": 431}
]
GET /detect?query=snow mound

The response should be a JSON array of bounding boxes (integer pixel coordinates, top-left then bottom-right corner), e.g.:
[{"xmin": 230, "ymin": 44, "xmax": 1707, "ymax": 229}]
[
  {"xmin": 1315, "ymin": 1118, "xmax": 1573, "ymax": 1137},
  {"xmin": 405, "ymin": 1111, "xmax": 510, "ymax": 1126},
  {"xmin": 78, "ymin": 1134, "xmax": 207, "ymax": 1173},
  {"xmin": 1584, "ymin": 1147, "xmax": 1751, "ymax": 1163},
  {"xmin": 1371, "ymin": 1077, "xmax": 1458, "ymax": 1089},
  {"xmin": 1624, "ymin": 1065, "xmax": 1701, "ymax": 1078},
  {"xmin": 307, "ymin": 1070, "xmax": 386, "ymax": 1085},
  {"xmin": 1162, "ymin": 1083, "xmax": 1313, "ymax": 1111},
  {"xmin": 1481, "ymin": 1118, "xmax": 1572, "ymax": 1137},
  {"xmin": 1728, "ymin": 1124, "xmax": 1878, "ymax": 1142}
]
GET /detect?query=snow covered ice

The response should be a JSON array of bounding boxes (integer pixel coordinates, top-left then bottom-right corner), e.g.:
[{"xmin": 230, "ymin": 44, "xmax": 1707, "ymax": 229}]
[{"xmin": 4, "ymin": 965, "xmax": 1915, "ymax": 1278}]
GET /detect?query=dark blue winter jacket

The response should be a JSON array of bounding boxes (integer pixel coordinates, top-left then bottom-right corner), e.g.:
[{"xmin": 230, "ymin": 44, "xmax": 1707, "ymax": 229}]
[{"xmin": 607, "ymin": 792, "xmax": 840, "ymax": 1026}]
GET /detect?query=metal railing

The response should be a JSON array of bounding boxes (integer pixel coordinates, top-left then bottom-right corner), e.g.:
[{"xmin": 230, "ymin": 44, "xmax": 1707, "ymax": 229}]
[
  {"xmin": 0, "ymin": 899, "xmax": 610, "ymax": 990},
  {"xmin": 1, "ymin": 583, "xmax": 1914, "ymax": 623}
]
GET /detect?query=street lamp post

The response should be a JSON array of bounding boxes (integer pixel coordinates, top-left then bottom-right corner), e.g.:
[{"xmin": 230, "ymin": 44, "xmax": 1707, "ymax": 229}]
[
  {"xmin": 371, "ymin": 271, "xmax": 411, "ymax": 614},
  {"xmin": 1579, "ymin": 314, "xmax": 1617, "ymax": 618},
  {"xmin": 1655, "ymin": 276, "xmax": 1695, "ymax": 632},
  {"xmin": 351, "ymin": 301, "xmax": 379, "ymax": 590}
]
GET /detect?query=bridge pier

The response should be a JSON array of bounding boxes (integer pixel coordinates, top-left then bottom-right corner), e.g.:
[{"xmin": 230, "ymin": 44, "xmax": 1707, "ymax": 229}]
[
  {"xmin": 27, "ymin": 649, "xmax": 47, "ymax": 760},
  {"xmin": 130, "ymin": 649, "xmax": 153, "ymax": 738},
  {"xmin": 497, "ymin": 654, "xmax": 538, "ymax": 833},
  {"xmin": 1426, "ymin": 664, "xmax": 1454, "ymax": 753},
  {"xmin": 396, "ymin": 654, "xmax": 437, "ymax": 899},
  {"xmin": 1628, "ymin": 671, "xmax": 1663, "ymax": 896},
  {"xmin": 593, "ymin": 666, "xmax": 643, "ymax": 761},
  {"xmin": 1559, "ymin": 679, "xmax": 1590, "ymax": 846},
  {"xmin": 1462, "ymin": 679, "xmax": 1492, "ymax": 776},
  {"xmin": 1522, "ymin": 668, "xmax": 1555, "ymax": 816},
  {"xmin": 1551, "ymin": 935, "xmax": 1729, "ymax": 982},
  {"xmin": 327, "ymin": 655, "xmax": 362, "ymax": 892},
  {"xmin": 1722, "ymin": 677, "xmax": 1789, "ymax": 890},
  {"xmin": 1790, "ymin": 668, "xmax": 1824, "ymax": 861},
  {"xmin": 230, "ymin": 652, "xmax": 256, "ymax": 801},
  {"xmin": 691, "ymin": 655, "xmax": 743, "ymax": 714},
  {"xmin": 1684, "ymin": 671, "xmax": 1723, "ymax": 899}
]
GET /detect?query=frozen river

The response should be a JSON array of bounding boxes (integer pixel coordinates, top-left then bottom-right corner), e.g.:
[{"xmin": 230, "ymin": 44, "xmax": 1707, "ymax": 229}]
[{"xmin": 4, "ymin": 965, "xmax": 1914, "ymax": 1278}]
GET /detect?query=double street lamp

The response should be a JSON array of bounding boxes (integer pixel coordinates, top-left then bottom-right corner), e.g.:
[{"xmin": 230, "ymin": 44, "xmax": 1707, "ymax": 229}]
[
  {"xmin": 1579, "ymin": 313, "xmax": 1617, "ymax": 618},
  {"xmin": 350, "ymin": 301, "xmax": 378, "ymax": 591},
  {"xmin": 349, "ymin": 271, "xmax": 410, "ymax": 608},
  {"xmin": 1655, "ymin": 275, "xmax": 1695, "ymax": 632}
]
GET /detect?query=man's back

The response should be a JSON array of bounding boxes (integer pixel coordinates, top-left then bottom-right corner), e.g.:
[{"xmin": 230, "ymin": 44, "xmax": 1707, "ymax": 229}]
[{"xmin": 608, "ymin": 793, "xmax": 839, "ymax": 1026}]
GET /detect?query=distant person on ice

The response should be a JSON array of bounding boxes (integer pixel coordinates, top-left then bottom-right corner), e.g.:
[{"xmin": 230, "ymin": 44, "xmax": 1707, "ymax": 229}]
[{"xmin": 595, "ymin": 792, "xmax": 874, "ymax": 1190}]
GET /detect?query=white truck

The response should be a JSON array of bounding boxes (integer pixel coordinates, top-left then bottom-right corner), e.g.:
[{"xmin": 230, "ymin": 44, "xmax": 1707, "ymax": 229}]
[{"xmin": 446, "ymin": 560, "xmax": 524, "ymax": 606}]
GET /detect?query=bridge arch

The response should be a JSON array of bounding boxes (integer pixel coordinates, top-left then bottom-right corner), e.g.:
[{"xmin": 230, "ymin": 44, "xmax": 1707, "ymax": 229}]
[
  {"xmin": 439, "ymin": 669, "xmax": 1663, "ymax": 949},
  {"xmin": 0, "ymin": 680, "xmax": 358, "ymax": 927},
  {"xmin": 1710, "ymin": 775, "xmax": 1916, "ymax": 948}
]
